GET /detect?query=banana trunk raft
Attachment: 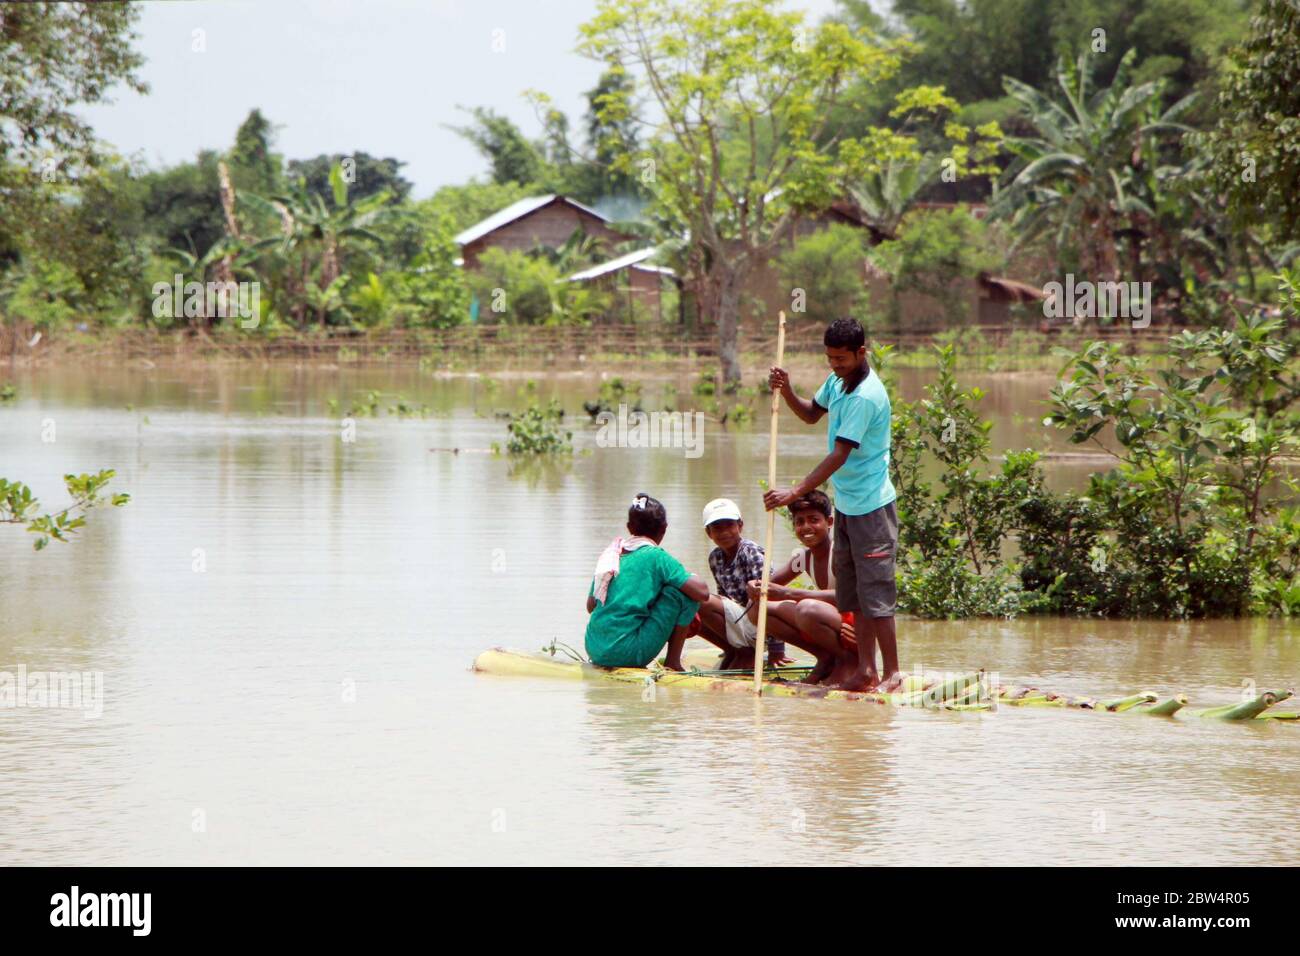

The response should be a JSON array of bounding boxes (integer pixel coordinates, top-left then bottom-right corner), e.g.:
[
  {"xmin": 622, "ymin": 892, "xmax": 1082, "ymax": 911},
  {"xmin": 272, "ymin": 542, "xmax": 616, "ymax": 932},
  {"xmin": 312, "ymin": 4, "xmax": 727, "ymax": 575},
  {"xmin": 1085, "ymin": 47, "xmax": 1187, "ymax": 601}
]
[{"xmin": 472, "ymin": 647, "xmax": 1299, "ymax": 724}]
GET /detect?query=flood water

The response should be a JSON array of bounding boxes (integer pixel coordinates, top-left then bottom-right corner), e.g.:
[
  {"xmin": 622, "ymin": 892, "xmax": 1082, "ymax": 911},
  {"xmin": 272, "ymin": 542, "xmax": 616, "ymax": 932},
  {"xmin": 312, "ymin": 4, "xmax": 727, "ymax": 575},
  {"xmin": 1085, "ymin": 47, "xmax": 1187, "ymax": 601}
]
[{"xmin": 2, "ymin": 361, "xmax": 1297, "ymax": 866}]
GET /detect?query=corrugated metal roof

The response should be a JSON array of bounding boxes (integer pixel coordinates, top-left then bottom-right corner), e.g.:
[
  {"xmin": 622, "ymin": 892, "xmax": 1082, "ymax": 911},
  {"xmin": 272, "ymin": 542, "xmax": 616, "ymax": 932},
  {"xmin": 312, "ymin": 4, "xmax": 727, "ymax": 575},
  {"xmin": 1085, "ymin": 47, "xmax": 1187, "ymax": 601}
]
[
  {"xmin": 978, "ymin": 273, "xmax": 1045, "ymax": 302},
  {"xmin": 453, "ymin": 194, "xmax": 611, "ymax": 246},
  {"xmin": 566, "ymin": 247, "xmax": 675, "ymax": 281},
  {"xmin": 630, "ymin": 263, "xmax": 676, "ymax": 277}
]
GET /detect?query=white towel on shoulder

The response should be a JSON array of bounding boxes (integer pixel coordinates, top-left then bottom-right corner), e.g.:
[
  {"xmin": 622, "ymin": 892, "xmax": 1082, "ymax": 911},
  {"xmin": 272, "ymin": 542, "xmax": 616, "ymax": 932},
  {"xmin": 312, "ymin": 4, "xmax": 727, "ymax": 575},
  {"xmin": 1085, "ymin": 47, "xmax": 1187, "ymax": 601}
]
[{"xmin": 592, "ymin": 535, "xmax": 656, "ymax": 605}]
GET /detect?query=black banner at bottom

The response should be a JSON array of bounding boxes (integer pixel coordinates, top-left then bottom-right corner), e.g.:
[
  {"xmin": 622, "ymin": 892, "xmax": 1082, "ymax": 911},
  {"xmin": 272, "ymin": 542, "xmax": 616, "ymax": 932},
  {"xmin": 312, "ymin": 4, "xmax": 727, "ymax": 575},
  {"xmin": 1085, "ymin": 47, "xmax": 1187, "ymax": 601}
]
[{"xmin": 0, "ymin": 866, "xmax": 1283, "ymax": 941}]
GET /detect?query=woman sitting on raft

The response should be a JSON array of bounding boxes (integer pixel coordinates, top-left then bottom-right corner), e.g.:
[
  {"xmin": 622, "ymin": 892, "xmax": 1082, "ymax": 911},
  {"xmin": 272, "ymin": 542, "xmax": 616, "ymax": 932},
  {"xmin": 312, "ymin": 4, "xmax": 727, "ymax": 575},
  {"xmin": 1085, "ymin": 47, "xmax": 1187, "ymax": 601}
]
[{"xmin": 584, "ymin": 493, "xmax": 711, "ymax": 671}]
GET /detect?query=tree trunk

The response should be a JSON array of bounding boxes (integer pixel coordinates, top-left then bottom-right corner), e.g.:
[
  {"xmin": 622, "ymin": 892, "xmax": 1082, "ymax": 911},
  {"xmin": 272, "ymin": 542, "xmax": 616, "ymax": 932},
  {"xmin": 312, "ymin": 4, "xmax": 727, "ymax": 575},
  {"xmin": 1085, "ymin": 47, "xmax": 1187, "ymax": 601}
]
[
  {"xmin": 713, "ymin": 261, "xmax": 745, "ymax": 385},
  {"xmin": 217, "ymin": 161, "xmax": 243, "ymax": 242},
  {"xmin": 1127, "ymin": 229, "xmax": 1142, "ymax": 335},
  {"xmin": 214, "ymin": 161, "xmax": 243, "ymax": 328}
]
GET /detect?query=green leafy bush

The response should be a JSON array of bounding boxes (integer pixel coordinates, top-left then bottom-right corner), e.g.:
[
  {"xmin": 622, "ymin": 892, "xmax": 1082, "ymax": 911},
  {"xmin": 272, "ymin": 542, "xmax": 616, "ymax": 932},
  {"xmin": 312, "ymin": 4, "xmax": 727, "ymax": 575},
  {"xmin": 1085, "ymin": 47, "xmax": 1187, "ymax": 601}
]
[
  {"xmin": 502, "ymin": 400, "xmax": 572, "ymax": 455},
  {"xmin": 6, "ymin": 259, "xmax": 83, "ymax": 330},
  {"xmin": 391, "ymin": 214, "xmax": 470, "ymax": 328},
  {"xmin": 774, "ymin": 223, "xmax": 871, "ymax": 326},
  {"xmin": 468, "ymin": 249, "xmax": 559, "ymax": 325},
  {"xmin": 898, "ymin": 544, "xmax": 1031, "ymax": 619},
  {"xmin": 890, "ymin": 276, "xmax": 1300, "ymax": 618},
  {"xmin": 870, "ymin": 207, "xmax": 1002, "ymax": 327},
  {"xmin": 890, "ymin": 347, "xmax": 1040, "ymax": 617}
]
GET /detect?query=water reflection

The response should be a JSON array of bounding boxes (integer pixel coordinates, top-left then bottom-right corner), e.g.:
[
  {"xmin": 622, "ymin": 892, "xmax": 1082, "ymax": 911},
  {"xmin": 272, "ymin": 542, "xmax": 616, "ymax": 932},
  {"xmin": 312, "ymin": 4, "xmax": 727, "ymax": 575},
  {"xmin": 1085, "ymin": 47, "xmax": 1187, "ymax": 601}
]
[{"xmin": 0, "ymin": 362, "xmax": 1296, "ymax": 865}]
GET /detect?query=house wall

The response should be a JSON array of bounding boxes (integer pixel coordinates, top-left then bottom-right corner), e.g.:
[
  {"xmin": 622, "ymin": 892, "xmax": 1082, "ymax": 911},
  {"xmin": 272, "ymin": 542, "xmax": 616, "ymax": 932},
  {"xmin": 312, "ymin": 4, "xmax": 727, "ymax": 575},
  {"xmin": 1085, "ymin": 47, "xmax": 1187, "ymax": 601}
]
[{"xmin": 461, "ymin": 202, "xmax": 630, "ymax": 269}]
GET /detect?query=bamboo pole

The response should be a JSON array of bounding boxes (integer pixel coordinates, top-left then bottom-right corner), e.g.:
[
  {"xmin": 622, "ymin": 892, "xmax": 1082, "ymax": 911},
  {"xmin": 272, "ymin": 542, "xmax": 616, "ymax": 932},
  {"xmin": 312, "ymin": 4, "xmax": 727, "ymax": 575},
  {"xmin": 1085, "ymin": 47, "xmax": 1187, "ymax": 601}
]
[{"xmin": 753, "ymin": 311, "xmax": 786, "ymax": 694}]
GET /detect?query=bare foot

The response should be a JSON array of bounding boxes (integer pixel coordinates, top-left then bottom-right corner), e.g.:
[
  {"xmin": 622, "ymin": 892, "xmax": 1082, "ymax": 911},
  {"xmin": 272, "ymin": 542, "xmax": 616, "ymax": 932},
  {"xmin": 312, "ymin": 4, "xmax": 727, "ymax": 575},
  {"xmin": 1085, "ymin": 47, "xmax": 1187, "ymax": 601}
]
[
  {"xmin": 805, "ymin": 656, "xmax": 836, "ymax": 685},
  {"xmin": 878, "ymin": 671, "xmax": 905, "ymax": 693},
  {"xmin": 664, "ymin": 657, "xmax": 686, "ymax": 672},
  {"xmin": 825, "ymin": 654, "xmax": 860, "ymax": 687},
  {"xmin": 730, "ymin": 649, "xmax": 756, "ymax": 672},
  {"xmin": 836, "ymin": 668, "xmax": 880, "ymax": 692}
]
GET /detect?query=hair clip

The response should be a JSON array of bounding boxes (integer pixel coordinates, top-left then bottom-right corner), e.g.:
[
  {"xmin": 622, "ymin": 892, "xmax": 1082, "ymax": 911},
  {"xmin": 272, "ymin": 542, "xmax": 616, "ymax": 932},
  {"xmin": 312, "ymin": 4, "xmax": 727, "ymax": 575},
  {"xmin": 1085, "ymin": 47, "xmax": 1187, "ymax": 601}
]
[{"xmin": 631, "ymin": 495, "xmax": 648, "ymax": 510}]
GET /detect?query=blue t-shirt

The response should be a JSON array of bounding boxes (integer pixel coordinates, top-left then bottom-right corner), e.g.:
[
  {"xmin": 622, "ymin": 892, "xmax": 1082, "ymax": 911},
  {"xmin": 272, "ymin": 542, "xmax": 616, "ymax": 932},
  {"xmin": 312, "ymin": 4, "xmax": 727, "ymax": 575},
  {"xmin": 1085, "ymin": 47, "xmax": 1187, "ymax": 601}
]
[{"xmin": 813, "ymin": 367, "xmax": 896, "ymax": 516}]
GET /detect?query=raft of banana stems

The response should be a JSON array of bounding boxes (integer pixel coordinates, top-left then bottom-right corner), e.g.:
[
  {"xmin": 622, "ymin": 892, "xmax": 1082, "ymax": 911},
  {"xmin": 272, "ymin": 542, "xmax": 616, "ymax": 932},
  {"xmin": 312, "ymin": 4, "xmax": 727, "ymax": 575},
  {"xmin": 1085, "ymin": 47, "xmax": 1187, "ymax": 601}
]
[{"xmin": 475, "ymin": 648, "xmax": 1299, "ymax": 722}]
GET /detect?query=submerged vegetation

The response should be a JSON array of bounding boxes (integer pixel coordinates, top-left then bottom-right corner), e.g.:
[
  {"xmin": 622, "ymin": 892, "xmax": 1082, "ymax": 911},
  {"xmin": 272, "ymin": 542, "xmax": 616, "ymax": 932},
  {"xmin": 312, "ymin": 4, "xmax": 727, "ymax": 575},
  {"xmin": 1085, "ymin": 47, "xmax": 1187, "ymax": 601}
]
[
  {"xmin": 582, "ymin": 377, "xmax": 643, "ymax": 420},
  {"xmin": 499, "ymin": 400, "xmax": 573, "ymax": 456},
  {"xmin": 3, "ymin": 0, "xmax": 1299, "ymax": 622},
  {"xmin": 0, "ymin": 471, "xmax": 130, "ymax": 550},
  {"xmin": 891, "ymin": 271, "xmax": 1300, "ymax": 619}
]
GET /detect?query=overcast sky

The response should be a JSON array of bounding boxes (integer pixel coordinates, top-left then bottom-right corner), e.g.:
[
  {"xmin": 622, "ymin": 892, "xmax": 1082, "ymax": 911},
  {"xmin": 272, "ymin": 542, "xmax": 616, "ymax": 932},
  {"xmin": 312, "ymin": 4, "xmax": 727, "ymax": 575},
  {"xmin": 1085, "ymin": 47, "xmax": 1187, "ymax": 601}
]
[{"xmin": 79, "ymin": 0, "xmax": 855, "ymax": 198}]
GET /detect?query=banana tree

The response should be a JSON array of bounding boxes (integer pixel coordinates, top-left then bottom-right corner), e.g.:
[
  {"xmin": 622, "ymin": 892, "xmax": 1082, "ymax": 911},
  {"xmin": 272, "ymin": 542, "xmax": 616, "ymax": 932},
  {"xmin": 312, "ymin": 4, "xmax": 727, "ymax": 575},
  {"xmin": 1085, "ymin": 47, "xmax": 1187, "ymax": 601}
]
[
  {"xmin": 848, "ymin": 154, "xmax": 942, "ymax": 239},
  {"xmin": 242, "ymin": 164, "xmax": 389, "ymax": 326},
  {"xmin": 303, "ymin": 275, "xmax": 351, "ymax": 327},
  {"xmin": 164, "ymin": 237, "xmax": 270, "ymax": 327},
  {"xmin": 529, "ymin": 227, "xmax": 608, "ymax": 275},
  {"xmin": 993, "ymin": 48, "xmax": 1196, "ymax": 307}
]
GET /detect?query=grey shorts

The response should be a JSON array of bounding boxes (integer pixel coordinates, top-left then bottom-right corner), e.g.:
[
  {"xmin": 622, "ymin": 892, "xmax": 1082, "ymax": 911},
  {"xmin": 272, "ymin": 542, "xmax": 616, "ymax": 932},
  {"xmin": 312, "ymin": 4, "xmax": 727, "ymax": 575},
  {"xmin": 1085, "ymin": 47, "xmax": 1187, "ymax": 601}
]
[{"xmin": 832, "ymin": 502, "xmax": 898, "ymax": 618}]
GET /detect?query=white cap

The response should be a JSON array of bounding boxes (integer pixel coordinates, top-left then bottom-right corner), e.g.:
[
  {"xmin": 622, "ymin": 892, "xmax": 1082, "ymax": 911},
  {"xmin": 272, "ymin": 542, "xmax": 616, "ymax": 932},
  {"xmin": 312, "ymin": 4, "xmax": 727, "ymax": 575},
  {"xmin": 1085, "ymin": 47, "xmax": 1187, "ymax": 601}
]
[{"xmin": 702, "ymin": 497, "xmax": 742, "ymax": 527}]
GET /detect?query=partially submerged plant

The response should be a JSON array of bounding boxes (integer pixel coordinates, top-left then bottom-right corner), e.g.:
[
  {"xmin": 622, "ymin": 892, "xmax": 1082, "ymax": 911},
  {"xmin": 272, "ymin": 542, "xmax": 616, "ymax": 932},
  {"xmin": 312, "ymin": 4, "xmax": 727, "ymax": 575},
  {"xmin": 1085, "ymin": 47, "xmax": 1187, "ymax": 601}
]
[
  {"xmin": 0, "ymin": 470, "xmax": 130, "ymax": 550},
  {"xmin": 582, "ymin": 377, "xmax": 643, "ymax": 420},
  {"xmin": 502, "ymin": 400, "xmax": 572, "ymax": 455}
]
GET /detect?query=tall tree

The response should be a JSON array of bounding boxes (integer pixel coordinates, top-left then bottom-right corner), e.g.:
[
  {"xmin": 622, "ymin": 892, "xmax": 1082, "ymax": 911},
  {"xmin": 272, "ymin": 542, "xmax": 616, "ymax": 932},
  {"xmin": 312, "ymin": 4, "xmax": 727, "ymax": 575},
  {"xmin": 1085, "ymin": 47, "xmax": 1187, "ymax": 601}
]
[
  {"xmin": 138, "ymin": 152, "xmax": 226, "ymax": 257},
  {"xmin": 242, "ymin": 165, "xmax": 390, "ymax": 327},
  {"xmin": 578, "ymin": 0, "xmax": 997, "ymax": 382},
  {"xmin": 228, "ymin": 108, "xmax": 283, "ymax": 197},
  {"xmin": 1195, "ymin": 0, "xmax": 1300, "ymax": 246},
  {"xmin": 830, "ymin": 0, "xmax": 1248, "ymax": 138},
  {"xmin": 584, "ymin": 66, "xmax": 644, "ymax": 197},
  {"xmin": 285, "ymin": 151, "xmax": 413, "ymax": 204},
  {"xmin": 446, "ymin": 107, "xmax": 544, "ymax": 187},
  {"xmin": 0, "ymin": 3, "xmax": 146, "ymax": 161},
  {"xmin": 0, "ymin": 3, "xmax": 146, "ymax": 271}
]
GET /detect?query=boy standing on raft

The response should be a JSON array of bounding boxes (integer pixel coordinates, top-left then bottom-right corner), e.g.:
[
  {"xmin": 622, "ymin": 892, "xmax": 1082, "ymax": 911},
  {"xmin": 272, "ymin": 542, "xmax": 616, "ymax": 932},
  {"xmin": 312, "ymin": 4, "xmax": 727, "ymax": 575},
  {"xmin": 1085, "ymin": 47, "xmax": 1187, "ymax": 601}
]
[{"xmin": 763, "ymin": 318, "xmax": 901, "ymax": 692}]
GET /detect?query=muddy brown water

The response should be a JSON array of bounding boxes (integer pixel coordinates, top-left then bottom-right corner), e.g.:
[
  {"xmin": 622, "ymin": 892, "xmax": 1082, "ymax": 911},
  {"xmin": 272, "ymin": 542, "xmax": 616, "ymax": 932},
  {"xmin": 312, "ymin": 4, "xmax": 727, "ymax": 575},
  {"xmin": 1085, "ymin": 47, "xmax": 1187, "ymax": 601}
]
[{"xmin": 1, "ymin": 362, "xmax": 1296, "ymax": 865}]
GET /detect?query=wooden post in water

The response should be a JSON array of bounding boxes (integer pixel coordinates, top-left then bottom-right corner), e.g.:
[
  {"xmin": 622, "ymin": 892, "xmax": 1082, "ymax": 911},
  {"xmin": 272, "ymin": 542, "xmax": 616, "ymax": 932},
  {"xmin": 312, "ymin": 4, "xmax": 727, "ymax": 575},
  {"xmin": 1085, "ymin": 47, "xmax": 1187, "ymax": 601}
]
[{"xmin": 754, "ymin": 311, "xmax": 786, "ymax": 694}]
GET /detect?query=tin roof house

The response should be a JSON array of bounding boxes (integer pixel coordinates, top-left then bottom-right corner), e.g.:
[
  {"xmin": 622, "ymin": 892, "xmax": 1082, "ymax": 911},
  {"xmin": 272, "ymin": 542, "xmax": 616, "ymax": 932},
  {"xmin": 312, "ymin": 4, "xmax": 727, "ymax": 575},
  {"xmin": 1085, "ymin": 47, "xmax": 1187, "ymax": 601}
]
[
  {"xmin": 455, "ymin": 195, "xmax": 677, "ymax": 322},
  {"xmin": 453, "ymin": 195, "xmax": 632, "ymax": 269},
  {"xmin": 454, "ymin": 193, "xmax": 1042, "ymax": 331}
]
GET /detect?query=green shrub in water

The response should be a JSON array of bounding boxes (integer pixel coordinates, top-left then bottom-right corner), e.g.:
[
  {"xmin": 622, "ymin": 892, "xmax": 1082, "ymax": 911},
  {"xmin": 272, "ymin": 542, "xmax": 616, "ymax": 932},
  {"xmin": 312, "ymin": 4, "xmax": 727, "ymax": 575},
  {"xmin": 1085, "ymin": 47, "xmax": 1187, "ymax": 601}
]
[
  {"xmin": 504, "ymin": 400, "xmax": 572, "ymax": 455},
  {"xmin": 893, "ymin": 274, "xmax": 1300, "ymax": 618}
]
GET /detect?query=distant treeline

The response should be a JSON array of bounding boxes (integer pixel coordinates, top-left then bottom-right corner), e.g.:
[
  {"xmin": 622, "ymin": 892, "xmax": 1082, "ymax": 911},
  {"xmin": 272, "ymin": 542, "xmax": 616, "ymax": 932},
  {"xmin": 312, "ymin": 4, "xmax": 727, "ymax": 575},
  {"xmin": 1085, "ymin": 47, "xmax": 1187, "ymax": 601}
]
[{"xmin": 0, "ymin": 0, "xmax": 1295, "ymax": 360}]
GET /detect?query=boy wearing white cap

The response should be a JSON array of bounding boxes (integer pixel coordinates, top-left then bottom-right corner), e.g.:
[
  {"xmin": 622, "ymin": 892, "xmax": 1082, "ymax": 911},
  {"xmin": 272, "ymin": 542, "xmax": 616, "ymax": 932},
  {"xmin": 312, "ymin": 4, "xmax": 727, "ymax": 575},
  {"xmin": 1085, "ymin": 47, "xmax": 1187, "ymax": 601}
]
[{"xmin": 696, "ymin": 497, "xmax": 792, "ymax": 669}]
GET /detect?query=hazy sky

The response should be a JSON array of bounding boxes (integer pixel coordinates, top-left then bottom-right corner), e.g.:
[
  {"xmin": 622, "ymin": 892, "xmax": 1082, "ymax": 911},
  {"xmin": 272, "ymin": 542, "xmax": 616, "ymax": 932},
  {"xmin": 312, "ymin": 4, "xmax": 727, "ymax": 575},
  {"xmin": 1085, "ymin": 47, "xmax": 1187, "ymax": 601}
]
[{"xmin": 79, "ymin": 0, "xmax": 852, "ymax": 198}]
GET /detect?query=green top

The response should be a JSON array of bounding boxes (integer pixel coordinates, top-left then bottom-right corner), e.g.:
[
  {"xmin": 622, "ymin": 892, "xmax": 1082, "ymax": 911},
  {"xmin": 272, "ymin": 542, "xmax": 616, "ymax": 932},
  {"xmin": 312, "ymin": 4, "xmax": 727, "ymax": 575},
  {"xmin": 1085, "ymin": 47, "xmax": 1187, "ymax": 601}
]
[
  {"xmin": 813, "ymin": 367, "xmax": 896, "ymax": 516},
  {"xmin": 584, "ymin": 546, "xmax": 690, "ymax": 666}
]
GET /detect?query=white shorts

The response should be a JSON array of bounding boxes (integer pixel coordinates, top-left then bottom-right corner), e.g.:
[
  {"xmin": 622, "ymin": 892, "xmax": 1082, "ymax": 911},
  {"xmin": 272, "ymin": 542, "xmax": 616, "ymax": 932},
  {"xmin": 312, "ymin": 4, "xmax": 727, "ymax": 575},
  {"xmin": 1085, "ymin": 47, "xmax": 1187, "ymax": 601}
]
[{"xmin": 720, "ymin": 596, "xmax": 758, "ymax": 649}]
